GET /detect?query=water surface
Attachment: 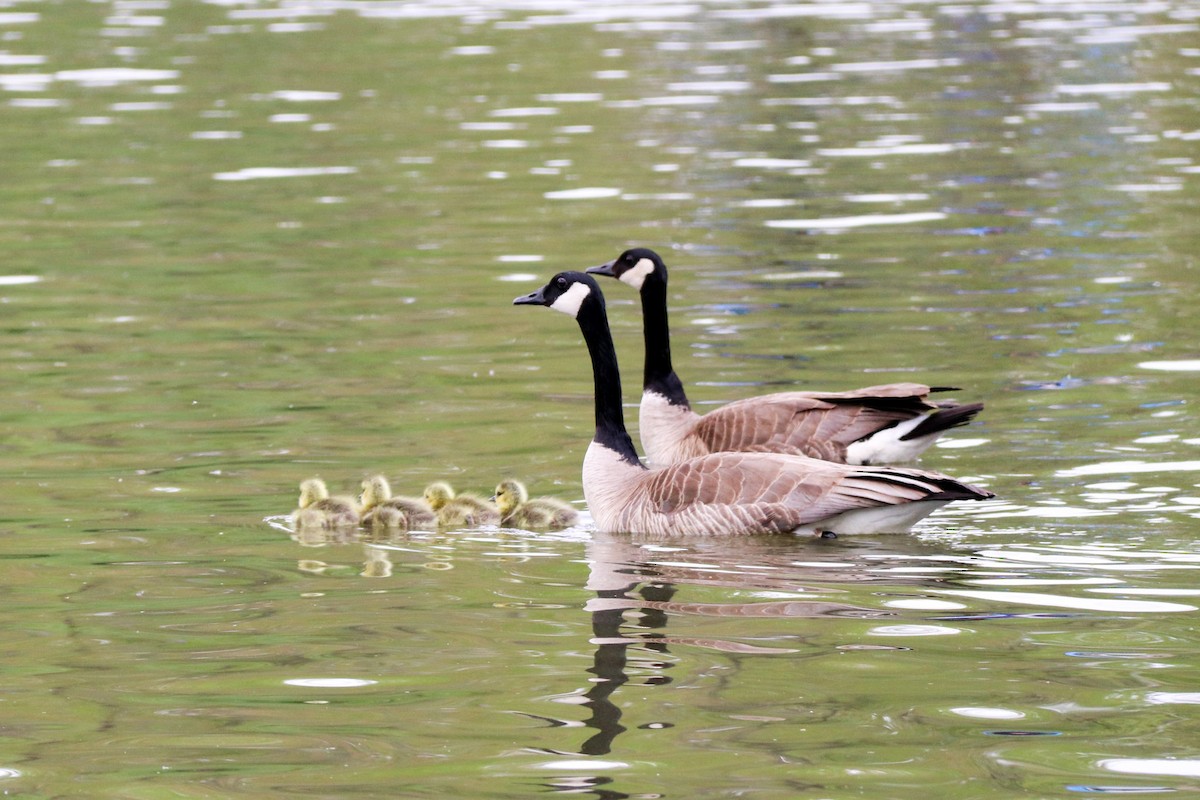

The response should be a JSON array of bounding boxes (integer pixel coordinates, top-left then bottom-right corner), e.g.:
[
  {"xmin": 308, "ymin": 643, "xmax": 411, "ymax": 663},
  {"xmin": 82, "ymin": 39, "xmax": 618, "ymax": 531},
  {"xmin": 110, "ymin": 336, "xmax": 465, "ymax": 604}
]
[{"xmin": 2, "ymin": 1, "xmax": 1199, "ymax": 796}]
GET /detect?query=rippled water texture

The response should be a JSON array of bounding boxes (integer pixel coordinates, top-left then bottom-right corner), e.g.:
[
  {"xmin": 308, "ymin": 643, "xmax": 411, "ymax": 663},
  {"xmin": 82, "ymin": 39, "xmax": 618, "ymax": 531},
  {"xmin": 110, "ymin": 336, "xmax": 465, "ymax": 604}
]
[{"xmin": 2, "ymin": 1, "xmax": 1199, "ymax": 797}]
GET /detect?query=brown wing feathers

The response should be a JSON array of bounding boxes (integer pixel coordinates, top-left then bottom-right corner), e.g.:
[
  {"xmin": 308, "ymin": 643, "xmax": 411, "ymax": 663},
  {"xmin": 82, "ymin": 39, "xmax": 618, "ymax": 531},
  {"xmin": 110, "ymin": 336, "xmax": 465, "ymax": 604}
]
[
  {"xmin": 636, "ymin": 451, "xmax": 991, "ymax": 532},
  {"xmin": 691, "ymin": 391, "xmax": 933, "ymax": 461}
]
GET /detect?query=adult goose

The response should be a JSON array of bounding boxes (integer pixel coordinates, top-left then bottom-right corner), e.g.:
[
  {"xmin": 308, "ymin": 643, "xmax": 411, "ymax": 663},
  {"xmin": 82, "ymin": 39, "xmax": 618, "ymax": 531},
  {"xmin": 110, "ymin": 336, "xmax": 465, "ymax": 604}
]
[
  {"xmin": 513, "ymin": 271, "xmax": 993, "ymax": 537},
  {"xmin": 587, "ymin": 247, "xmax": 982, "ymax": 466}
]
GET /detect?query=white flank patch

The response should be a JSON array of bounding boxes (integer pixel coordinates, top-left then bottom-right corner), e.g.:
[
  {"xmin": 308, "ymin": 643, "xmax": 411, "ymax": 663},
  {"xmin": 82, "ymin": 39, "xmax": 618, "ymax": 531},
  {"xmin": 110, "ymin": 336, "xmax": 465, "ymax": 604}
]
[
  {"xmin": 549, "ymin": 281, "xmax": 592, "ymax": 318},
  {"xmin": 620, "ymin": 257, "xmax": 655, "ymax": 290},
  {"xmin": 845, "ymin": 414, "xmax": 935, "ymax": 464}
]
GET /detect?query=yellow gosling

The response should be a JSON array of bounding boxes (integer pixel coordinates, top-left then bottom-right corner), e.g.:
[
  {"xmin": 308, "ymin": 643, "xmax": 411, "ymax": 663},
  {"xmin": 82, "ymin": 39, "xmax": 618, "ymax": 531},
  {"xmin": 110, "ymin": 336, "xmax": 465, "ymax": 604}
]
[
  {"xmin": 359, "ymin": 474, "xmax": 436, "ymax": 530},
  {"xmin": 423, "ymin": 481, "xmax": 500, "ymax": 527},
  {"xmin": 292, "ymin": 477, "xmax": 359, "ymax": 529},
  {"xmin": 494, "ymin": 479, "xmax": 579, "ymax": 531}
]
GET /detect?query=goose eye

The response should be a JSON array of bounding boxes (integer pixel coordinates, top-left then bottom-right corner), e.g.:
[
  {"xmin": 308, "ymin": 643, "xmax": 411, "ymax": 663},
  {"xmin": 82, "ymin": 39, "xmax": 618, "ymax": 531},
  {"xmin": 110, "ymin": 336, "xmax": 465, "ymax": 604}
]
[{"xmin": 555, "ymin": 276, "xmax": 568, "ymax": 289}]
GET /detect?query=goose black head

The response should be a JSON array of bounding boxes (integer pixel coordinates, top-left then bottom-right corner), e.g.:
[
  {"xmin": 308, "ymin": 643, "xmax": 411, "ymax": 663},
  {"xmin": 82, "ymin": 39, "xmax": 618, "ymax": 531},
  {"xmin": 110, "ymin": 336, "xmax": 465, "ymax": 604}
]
[
  {"xmin": 586, "ymin": 247, "xmax": 666, "ymax": 291},
  {"xmin": 512, "ymin": 271, "xmax": 604, "ymax": 319}
]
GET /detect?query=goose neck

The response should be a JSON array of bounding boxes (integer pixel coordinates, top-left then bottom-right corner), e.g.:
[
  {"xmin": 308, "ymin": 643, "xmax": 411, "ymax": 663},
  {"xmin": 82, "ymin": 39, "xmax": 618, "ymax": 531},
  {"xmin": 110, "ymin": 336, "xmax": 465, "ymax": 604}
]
[
  {"xmin": 640, "ymin": 279, "xmax": 690, "ymax": 408},
  {"xmin": 577, "ymin": 299, "xmax": 644, "ymax": 467}
]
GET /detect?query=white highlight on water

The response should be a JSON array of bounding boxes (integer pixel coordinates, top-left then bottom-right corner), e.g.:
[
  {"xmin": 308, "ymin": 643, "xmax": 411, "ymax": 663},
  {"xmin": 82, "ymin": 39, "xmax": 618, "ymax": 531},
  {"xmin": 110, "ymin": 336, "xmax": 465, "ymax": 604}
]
[
  {"xmin": 1057, "ymin": 460, "xmax": 1200, "ymax": 477},
  {"xmin": 1100, "ymin": 759, "xmax": 1200, "ymax": 778},
  {"xmin": 1139, "ymin": 359, "xmax": 1200, "ymax": 371},
  {"xmin": 55, "ymin": 68, "xmax": 180, "ymax": 83},
  {"xmin": 883, "ymin": 599, "xmax": 967, "ymax": 610},
  {"xmin": 868, "ymin": 624, "xmax": 961, "ymax": 636},
  {"xmin": 935, "ymin": 590, "xmax": 1196, "ymax": 613},
  {"xmin": 950, "ymin": 707, "xmax": 1026, "ymax": 720},
  {"xmin": 544, "ymin": 187, "xmax": 621, "ymax": 200},
  {"xmin": 766, "ymin": 212, "xmax": 946, "ymax": 230},
  {"xmin": 213, "ymin": 166, "xmax": 357, "ymax": 181},
  {"xmin": 284, "ymin": 678, "xmax": 378, "ymax": 688}
]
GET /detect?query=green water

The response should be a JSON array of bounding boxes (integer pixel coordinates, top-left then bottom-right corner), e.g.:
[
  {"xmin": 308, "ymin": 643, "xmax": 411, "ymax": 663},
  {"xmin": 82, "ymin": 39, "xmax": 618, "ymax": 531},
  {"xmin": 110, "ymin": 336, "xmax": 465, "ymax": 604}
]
[{"xmin": 2, "ymin": 2, "xmax": 1199, "ymax": 797}]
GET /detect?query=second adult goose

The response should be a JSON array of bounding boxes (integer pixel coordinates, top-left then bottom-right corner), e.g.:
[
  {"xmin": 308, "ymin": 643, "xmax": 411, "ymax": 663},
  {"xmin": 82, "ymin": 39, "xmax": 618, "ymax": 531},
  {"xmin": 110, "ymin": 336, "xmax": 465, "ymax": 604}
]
[
  {"xmin": 587, "ymin": 247, "xmax": 983, "ymax": 466},
  {"xmin": 513, "ymin": 271, "xmax": 993, "ymax": 537}
]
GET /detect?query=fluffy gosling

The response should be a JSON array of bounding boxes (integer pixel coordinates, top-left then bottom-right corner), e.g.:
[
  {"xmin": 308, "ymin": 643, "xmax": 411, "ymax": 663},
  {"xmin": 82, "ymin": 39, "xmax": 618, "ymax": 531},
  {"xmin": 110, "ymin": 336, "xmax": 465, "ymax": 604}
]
[
  {"xmin": 359, "ymin": 474, "xmax": 436, "ymax": 530},
  {"xmin": 423, "ymin": 481, "xmax": 500, "ymax": 527},
  {"xmin": 494, "ymin": 479, "xmax": 579, "ymax": 530},
  {"xmin": 292, "ymin": 477, "xmax": 359, "ymax": 529}
]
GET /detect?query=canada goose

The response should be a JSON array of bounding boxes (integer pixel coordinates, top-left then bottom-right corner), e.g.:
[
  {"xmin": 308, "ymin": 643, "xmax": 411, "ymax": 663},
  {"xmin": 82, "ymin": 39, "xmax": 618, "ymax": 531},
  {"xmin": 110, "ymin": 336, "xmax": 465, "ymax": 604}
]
[
  {"xmin": 494, "ymin": 479, "xmax": 579, "ymax": 530},
  {"xmin": 423, "ymin": 481, "xmax": 501, "ymax": 527},
  {"xmin": 292, "ymin": 477, "xmax": 360, "ymax": 529},
  {"xmin": 359, "ymin": 474, "xmax": 436, "ymax": 530},
  {"xmin": 513, "ymin": 272, "xmax": 993, "ymax": 536},
  {"xmin": 586, "ymin": 247, "xmax": 983, "ymax": 466}
]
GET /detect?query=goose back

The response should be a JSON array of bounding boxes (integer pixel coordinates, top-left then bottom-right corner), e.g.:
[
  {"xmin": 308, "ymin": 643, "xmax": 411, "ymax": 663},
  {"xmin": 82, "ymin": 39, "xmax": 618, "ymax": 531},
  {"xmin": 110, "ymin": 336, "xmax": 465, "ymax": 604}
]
[{"xmin": 647, "ymin": 385, "xmax": 982, "ymax": 466}]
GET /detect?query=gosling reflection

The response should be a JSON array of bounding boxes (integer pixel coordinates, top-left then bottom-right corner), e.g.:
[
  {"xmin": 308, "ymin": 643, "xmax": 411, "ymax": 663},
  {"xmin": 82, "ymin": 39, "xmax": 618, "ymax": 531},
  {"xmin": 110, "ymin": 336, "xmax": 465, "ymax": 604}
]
[{"xmin": 289, "ymin": 522, "xmax": 402, "ymax": 578}]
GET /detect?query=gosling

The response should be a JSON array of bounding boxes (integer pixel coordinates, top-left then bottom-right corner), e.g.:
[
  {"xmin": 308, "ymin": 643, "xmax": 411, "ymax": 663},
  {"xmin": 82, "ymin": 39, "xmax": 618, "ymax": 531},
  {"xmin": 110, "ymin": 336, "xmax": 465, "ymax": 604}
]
[
  {"xmin": 292, "ymin": 477, "xmax": 359, "ymax": 529},
  {"xmin": 359, "ymin": 474, "xmax": 436, "ymax": 530},
  {"xmin": 494, "ymin": 479, "xmax": 579, "ymax": 530},
  {"xmin": 423, "ymin": 481, "xmax": 500, "ymax": 527}
]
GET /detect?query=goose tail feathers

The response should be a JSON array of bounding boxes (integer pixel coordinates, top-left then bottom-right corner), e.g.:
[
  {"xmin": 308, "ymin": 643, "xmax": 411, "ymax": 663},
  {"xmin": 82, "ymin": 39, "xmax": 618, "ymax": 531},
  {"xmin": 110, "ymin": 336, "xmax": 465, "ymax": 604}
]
[{"xmin": 900, "ymin": 402, "xmax": 984, "ymax": 441}]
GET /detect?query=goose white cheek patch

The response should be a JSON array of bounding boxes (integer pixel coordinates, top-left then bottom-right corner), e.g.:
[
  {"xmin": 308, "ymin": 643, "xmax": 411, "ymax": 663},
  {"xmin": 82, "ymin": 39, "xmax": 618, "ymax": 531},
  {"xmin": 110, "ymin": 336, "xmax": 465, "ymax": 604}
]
[
  {"xmin": 549, "ymin": 281, "xmax": 593, "ymax": 317},
  {"xmin": 619, "ymin": 258, "xmax": 655, "ymax": 290}
]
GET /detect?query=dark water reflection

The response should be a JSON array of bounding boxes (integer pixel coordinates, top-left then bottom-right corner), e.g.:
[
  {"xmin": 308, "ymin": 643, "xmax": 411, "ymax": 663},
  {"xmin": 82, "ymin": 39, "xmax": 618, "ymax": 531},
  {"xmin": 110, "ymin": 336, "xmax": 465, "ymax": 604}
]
[{"xmin": 2, "ymin": 0, "xmax": 1200, "ymax": 796}]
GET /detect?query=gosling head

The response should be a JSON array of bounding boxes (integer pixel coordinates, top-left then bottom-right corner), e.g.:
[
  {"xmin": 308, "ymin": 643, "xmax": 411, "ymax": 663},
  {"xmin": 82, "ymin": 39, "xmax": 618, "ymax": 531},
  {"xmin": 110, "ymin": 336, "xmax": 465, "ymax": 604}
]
[
  {"xmin": 586, "ymin": 247, "xmax": 666, "ymax": 291},
  {"xmin": 493, "ymin": 479, "xmax": 530, "ymax": 517},
  {"xmin": 423, "ymin": 481, "xmax": 456, "ymax": 510},
  {"xmin": 360, "ymin": 474, "xmax": 392, "ymax": 509},
  {"xmin": 297, "ymin": 478, "xmax": 330, "ymax": 508},
  {"xmin": 512, "ymin": 271, "xmax": 603, "ymax": 320}
]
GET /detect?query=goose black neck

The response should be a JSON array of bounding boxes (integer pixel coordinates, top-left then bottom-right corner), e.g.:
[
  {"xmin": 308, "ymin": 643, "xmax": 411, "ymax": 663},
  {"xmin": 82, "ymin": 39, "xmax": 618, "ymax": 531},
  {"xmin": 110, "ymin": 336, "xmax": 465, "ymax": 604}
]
[
  {"xmin": 640, "ymin": 278, "xmax": 690, "ymax": 408},
  {"xmin": 576, "ymin": 297, "xmax": 645, "ymax": 468}
]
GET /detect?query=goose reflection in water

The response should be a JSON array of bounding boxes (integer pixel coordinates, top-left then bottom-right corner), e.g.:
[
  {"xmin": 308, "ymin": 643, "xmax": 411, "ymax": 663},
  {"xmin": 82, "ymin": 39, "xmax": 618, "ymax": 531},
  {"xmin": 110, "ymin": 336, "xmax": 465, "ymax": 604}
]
[{"xmin": 530, "ymin": 533, "xmax": 909, "ymax": 772}]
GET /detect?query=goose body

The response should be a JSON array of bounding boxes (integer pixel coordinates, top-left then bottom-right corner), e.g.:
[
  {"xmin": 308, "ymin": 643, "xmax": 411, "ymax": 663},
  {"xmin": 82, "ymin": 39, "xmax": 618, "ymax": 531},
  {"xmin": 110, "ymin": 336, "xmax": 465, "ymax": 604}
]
[
  {"xmin": 292, "ymin": 477, "xmax": 360, "ymax": 529},
  {"xmin": 513, "ymin": 272, "xmax": 993, "ymax": 537},
  {"xmin": 494, "ymin": 479, "xmax": 579, "ymax": 530},
  {"xmin": 423, "ymin": 481, "xmax": 501, "ymax": 527},
  {"xmin": 587, "ymin": 248, "xmax": 982, "ymax": 466},
  {"xmin": 359, "ymin": 474, "xmax": 436, "ymax": 530}
]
